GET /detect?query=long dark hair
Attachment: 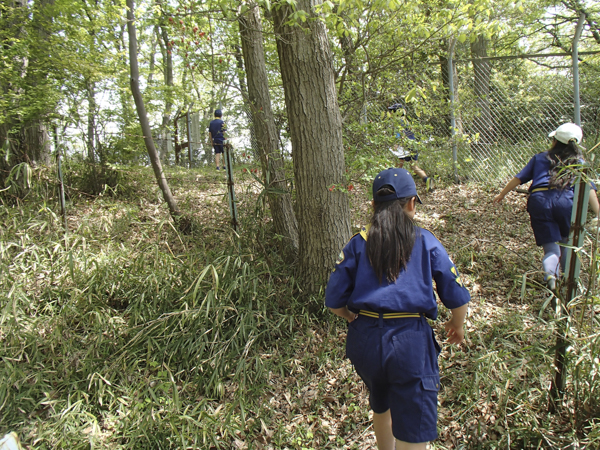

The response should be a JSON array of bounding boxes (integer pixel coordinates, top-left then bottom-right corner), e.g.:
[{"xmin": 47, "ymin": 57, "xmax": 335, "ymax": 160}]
[
  {"xmin": 547, "ymin": 139, "xmax": 583, "ymax": 189},
  {"xmin": 367, "ymin": 186, "xmax": 416, "ymax": 283}
]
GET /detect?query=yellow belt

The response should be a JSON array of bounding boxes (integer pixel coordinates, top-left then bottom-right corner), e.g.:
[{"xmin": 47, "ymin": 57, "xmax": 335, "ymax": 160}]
[
  {"xmin": 530, "ymin": 187, "xmax": 553, "ymax": 193},
  {"xmin": 359, "ymin": 310, "xmax": 422, "ymax": 319}
]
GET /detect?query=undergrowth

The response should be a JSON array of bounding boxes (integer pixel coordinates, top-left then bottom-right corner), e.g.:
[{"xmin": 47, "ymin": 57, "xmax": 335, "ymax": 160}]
[{"xmin": 1, "ymin": 165, "xmax": 600, "ymax": 449}]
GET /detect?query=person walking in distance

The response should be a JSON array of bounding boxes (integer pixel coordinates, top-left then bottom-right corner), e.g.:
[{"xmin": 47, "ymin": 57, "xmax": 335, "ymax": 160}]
[
  {"xmin": 388, "ymin": 103, "xmax": 433, "ymax": 192},
  {"xmin": 494, "ymin": 122, "xmax": 600, "ymax": 290},
  {"xmin": 208, "ymin": 109, "xmax": 227, "ymax": 170},
  {"xmin": 326, "ymin": 167, "xmax": 470, "ymax": 450}
]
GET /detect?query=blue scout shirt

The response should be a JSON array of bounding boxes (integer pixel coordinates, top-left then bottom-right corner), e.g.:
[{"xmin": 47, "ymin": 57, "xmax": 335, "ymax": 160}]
[
  {"xmin": 395, "ymin": 129, "xmax": 416, "ymax": 141},
  {"xmin": 325, "ymin": 227, "xmax": 470, "ymax": 320},
  {"xmin": 516, "ymin": 151, "xmax": 596, "ymax": 191},
  {"xmin": 208, "ymin": 119, "xmax": 226, "ymax": 144}
]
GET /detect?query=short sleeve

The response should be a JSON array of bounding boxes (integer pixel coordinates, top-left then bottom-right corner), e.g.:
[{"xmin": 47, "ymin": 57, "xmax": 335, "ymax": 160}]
[
  {"xmin": 430, "ymin": 243, "xmax": 470, "ymax": 310},
  {"xmin": 515, "ymin": 155, "xmax": 536, "ymax": 184},
  {"xmin": 325, "ymin": 239, "xmax": 359, "ymax": 309}
]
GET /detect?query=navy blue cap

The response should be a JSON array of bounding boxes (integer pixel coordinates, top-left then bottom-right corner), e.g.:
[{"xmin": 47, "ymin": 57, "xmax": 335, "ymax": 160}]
[
  {"xmin": 214, "ymin": 109, "xmax": 222, "ymax": 117},
  {"xmin": 388, "ymin": 103, "xmax": 404, "ymax": 111},
  {"xmin": 372, "ymin": 168, "xmax": 422, "ymax": 203}
]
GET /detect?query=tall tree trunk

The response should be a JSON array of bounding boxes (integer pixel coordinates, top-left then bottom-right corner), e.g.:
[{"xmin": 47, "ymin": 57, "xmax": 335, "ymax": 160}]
[
  {"xmin": 272, "ymin": 0, "xmax": 351, "ymax": 291},
  {"xmin": 232, "ymin": 41, "xmax": 258, "ymax": 156},
  {"xmin": 0, "ymin": 0, "xmax": 51, "ymax": 185},
  {"xmin": 126, "ymin": 0, "xmax": 183, "ymax": 224},
  {"xmin": 470, "ymin": 34, "xmax": 494, "ymax": 159},
  {"xmin": 159, "ymin": 21, "xmax": 174, "ymax": 163},
  {"xmin": 238, "ymin": 2, "xmax": 299, "ymax": 250},
  {"xmin": 86, "ymin": 80, "xmax": 96, "ymax": 163}
]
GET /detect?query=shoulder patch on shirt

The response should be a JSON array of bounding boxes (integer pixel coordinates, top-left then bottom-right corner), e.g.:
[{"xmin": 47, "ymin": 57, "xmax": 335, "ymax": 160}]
[
  {"xmin": 335, "ymin": 250, "xmax": 345, "ymax": 265},
  {"xmin": 359, "ymin": 224, "xmax": 370, "ymax": 241},
  {"xmin": 451, "ymin": 266, "xmax": 464, "ymax": 287}
]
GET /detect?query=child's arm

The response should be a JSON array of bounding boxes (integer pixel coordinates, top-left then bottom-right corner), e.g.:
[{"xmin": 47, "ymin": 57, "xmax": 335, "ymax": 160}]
[
  {"xmin": 493, "ymin": 177, "xmax": 521, "ymax": 204},
  {"xmin": 444, "ymin": 303, "xmax": 468, "ymax": 345},
  {"xmin": 329, "ymin": 307, "xmax": 358, "ymax": 323}
]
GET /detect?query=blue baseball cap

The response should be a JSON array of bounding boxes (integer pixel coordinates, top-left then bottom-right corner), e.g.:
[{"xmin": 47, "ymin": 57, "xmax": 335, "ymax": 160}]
[
  {"xmin": 387, "ymin": 103, "xmax": 404, "ymax": 111},
  {"xmin": 214, "ymin": 109, "xmax": 222, "ymax": 117},
  {"xmin": 372, "ymin": 168, "xmax": 422, "ymax": 203}
]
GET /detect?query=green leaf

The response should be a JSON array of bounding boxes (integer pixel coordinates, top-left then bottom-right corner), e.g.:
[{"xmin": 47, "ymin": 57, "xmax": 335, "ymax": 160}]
[{"xmin": 458, "ymin": 33, "xmax": 467, "ymax": 44}]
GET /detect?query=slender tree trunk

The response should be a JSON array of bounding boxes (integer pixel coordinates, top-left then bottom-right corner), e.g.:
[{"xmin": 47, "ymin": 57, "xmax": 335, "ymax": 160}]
[
  {"xmin": 470, "ymin": 34, "xmax": 494, "ymax": 159},
  {"xmin": 126, "ymin": 0, "xmax": 183, "ymax": 223},
  {"xmin": 272, "ymin": 0, "xmax": 351, "ymax": 291},
  {"xmin": 232, "ymin": 41, "xmax": 258, "ymax": 155},
  {"xmin": 239, "ymin": 2, "xmax": 299, "ymax": 250},
  {"xmin": 159, "ymin": 22, "xmax": 174, "ymax": 162},
  {"xmin": 86, "ymin": 80, "xmax": 96, "ymax": 163}
]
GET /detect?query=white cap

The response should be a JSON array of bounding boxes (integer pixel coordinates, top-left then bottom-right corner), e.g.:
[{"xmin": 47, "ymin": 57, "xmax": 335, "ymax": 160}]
[{"xmin": 548, "ymin": 123, "xmax": 583, "ymax": 145}]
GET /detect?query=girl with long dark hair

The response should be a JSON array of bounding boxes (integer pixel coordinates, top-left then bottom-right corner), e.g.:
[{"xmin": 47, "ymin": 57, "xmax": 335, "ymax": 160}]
[
  {"xmin": 326, "ymin": 168, "xmax": 470, "ymax": 450},
  {"xmin": 494, "ymin": 123, "xmax": 599, "ymax": 289}
]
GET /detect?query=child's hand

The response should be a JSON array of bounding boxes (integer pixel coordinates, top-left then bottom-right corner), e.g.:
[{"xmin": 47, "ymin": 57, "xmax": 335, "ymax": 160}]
[{"xmin": 444, "ymin": 321, "xmax": 464, "ymax": 345}]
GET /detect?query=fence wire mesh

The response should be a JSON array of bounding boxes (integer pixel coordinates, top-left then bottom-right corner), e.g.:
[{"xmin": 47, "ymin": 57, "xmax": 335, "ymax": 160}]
[
  {"xmin": 173, "ymin": 50, "xmax": 600, "ymax": 186},
  {"xmin": 358, "ymin": 52, "xmax": 600, "ymax": 185}
]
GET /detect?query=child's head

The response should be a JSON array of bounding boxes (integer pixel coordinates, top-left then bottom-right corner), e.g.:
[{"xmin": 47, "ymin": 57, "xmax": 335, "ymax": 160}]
[
  {"xmin": 548, "ymin": 122, "xmax": 582, "ymax": 146},
  {"xmin": 547, "ymin": 123, "xmax": 584, "ymax": 189},
  {"xmin": 214, "ymin": 109, "xmax": 222, "ymax": 118},
  {"xmin": 368, "ymin": 168, "xmax": 420, "ymax": 282},
  {"xmin": 372, "ymin": 168, "xmax": 422, "ymax": 205}
]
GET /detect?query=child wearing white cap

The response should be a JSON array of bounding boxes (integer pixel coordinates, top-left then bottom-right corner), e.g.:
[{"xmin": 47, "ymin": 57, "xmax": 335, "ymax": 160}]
[{"xmin": 493, "ymin": 123, "xmax": 599, "ymax": 289}]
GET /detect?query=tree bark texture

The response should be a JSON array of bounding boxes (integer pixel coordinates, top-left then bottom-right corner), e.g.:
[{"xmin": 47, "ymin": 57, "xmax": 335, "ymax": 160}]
[
  {"xmin": 159, "ymin": 22, "xmax": 174, "ymax": 162},
  {"xmin": 272, "ymin": 0, "xmax": 351, "ymax": 290},
  {"xmin": 126, "ymin": 0, "xmax": 181, "ymax": 220},
  {"xmin": 239, "ymin": 3, "xmax": 299, "ymax": 250},
  {"xmin": 470, "ymin": 35, "xmax": 494, "ymax": 159},
  {"xmin": 0, "ymin": 0, "xmax": 51, "ymax": 184},
  {"xmin": 232, "ymin": 41, "xmax": 258, "ymax": 155},
  {"xmin": 86, "ymin": 80, "xmax": 97, "ymax": 163}
]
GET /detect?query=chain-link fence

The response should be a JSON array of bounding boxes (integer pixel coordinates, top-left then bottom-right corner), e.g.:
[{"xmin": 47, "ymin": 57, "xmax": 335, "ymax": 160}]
[
  {"xmin": 450, "ymin": 53, "xmax": 600, "ymax": 183},
  {"xmin": 359, "ymin": 50, "xmax": 600, "ymax": 185}
]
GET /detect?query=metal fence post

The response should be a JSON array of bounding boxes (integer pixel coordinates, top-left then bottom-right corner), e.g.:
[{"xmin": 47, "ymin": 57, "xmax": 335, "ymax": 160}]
[
  {"xmin": 573, "ymin": 13, "xmax": 585, "ymax": 126},
  {"xmin": 448, "ymin": 39, "xmax": 458, "ymax": 183},
  {"xmin": 549, "ymin": 15, "xmax": 588, "ymax": 410}
]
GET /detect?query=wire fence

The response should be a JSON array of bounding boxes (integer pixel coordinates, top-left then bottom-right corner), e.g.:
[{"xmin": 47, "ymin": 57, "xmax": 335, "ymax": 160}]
[
  {"xmin": 165, "ymin": 49, "xmax": 600, "ymax": 187},
  {"xmin": 359, "ymin": 51, "xmax": 600, "ymax": 185}
]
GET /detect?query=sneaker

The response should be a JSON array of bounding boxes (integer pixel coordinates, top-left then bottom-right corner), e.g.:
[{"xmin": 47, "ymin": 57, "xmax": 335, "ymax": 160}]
[
  {"xmin": 546, "ymin": 275, "xmax": 556, "ymax": 291},
  {"xmin": 216, "ymin": 167, "xmax": 220, "ymax": 170}
]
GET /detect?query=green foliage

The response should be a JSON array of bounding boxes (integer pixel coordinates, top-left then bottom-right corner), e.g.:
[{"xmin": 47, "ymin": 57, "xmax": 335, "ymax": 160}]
[{"xmin": 0, "ymin": 168, "xmax": 311, "ymax": 448}]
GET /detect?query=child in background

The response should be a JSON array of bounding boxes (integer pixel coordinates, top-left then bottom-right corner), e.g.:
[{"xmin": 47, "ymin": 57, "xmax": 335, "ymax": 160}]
[
  {"xmin": 388, "ymin": 103, "xmax": 433, "ymax": 192},
  {"xmin": 325, "ymin": 168, "xmax": 470, "ymax": 450},
  {"xmin": 208, "ymin": 109, "xmax": 227, "ymax": 170},
  {"xmin": 494, "ymin": 122, "xmax": 599, "ymax": 290}
]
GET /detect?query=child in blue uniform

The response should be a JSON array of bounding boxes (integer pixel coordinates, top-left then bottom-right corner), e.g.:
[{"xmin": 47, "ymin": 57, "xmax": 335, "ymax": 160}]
[
  {"xmin": 208, "ymin": 109, "xmax": 227, "ymax": 170},
  {"xmin": 494, "ymin": 123, "xmax": 599, "ymax": 289},
  {"xmin": 388, "ymin": 103, "xmax": 433, "ymax": 192},
  {"xmin": 325, "ymin": 168, "xmax": 470, "ymax": 450}
]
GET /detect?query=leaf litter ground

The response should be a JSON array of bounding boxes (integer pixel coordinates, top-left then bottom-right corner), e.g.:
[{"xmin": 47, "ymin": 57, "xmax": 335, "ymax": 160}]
[{"xmin": 3, "ymin": 166, "xmax": 598, "ymax": 449}]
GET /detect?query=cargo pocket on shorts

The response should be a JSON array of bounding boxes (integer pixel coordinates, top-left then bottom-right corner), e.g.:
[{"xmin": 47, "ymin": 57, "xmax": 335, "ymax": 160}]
[
  {"xmin": 420, "ymin": 374, "xmax": 440, "ymax": 439},
  {"xmin": 390, "ymin": 330, "xmax": 427, "ymax": 384}
]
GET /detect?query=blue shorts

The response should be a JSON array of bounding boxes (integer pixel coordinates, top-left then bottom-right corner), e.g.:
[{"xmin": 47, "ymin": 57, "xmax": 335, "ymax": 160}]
[
  {"xmin": 527, "ymin": 189, "xmax": 573, "ymax": 246},
  {"xmin": 213, "ymin": 143, "xmax": 224, "ymax": 154},
  {"xmin": 346, "ymin": 314, "xmax": 440, "ymax": 443},
  {"xmin": 404, "ymin": 152, "xmax": 418, "ymax": 162}
]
